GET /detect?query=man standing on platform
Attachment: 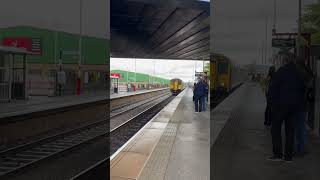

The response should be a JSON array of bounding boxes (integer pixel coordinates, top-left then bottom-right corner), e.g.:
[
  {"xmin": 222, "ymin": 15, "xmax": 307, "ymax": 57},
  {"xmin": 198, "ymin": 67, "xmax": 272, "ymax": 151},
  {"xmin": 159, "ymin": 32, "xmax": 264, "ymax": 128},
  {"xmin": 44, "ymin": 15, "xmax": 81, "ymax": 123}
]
[
  {"xmin": 202, "ymin": 78, "xmax": 209, "ymax": 111},
  {"xmin": 264, "ymin": 66, "xmax": 276, "ymax": 126},
  {"xmin": 268, "ymin": 53, "xmax": 305, "ymax": 162},
  {"xmin": 193, "ymin": 78, "xmax": 205, "ymax": 113},
  {"xmin": 295, "ymin": 57, "xmax": 314, "ymax": 157}
]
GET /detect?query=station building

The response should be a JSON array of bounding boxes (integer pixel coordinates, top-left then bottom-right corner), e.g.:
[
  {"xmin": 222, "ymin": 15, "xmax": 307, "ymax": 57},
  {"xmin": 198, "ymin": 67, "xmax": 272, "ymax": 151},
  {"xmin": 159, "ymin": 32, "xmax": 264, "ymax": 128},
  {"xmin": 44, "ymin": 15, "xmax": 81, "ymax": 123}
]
[
  {"xmin": 110, "ymin": 70, "xmax": 170, "ymax": 92},
  {"xmin": 0, "ymin": 26, "xmax": 109, "ymax": 98}
]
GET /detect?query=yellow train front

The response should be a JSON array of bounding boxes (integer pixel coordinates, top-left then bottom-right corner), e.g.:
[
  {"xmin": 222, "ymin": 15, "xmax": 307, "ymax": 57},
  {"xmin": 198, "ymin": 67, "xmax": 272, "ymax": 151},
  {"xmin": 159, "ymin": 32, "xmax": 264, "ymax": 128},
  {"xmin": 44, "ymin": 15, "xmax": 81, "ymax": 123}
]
[
  {"xmin": 210, "ymin": 58, "xmax": 231, "ymax": 98},
  {"xmin": 210, "ymin": 54, "xmax": 247, "ymax": 101},
  {"xmin": 169, "ymin": 78, "xmax": 184, "ymax": 95}
]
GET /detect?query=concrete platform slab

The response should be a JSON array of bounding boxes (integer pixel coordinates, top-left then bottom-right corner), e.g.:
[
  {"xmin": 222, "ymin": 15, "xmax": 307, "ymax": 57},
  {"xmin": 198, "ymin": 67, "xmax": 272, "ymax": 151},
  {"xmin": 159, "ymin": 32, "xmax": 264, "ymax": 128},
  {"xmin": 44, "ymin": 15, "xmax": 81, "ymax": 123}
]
[
  {"xmin": 111, "ymin": 87, "xmax": 210, "ymax": 180},
  {"xmin": 211, "ymin": 82, "xmax": 320, "ymax": 180},
  {"xmin": 137, "ymin": 87, "xmax": 210, "ymax": 180},
  {"xmin": 111, "ymin": 152, "xmax": 148, "ymax": 179}
]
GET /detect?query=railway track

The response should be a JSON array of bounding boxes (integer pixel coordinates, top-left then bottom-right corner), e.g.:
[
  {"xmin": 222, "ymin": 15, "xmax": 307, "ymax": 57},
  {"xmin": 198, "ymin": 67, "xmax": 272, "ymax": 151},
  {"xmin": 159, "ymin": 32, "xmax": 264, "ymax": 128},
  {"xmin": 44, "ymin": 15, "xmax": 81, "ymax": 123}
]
[
  {"xmin": 110, "ymin": 94, "xmax": 174, "ymax": 155},
  {"xmin": 110, "ymin": 91, "xmax": 171, "ymax": 118},
  {"xmin": 210, "ymin": 83, "xmax": 243, "ymax": 110},
  {"xmin": 69, "ymin": 93, "xmax": 176, "ymax": 180},
  {"xmin": 0, "ymin": 92, "xmax": 171, "ymax": 179}
]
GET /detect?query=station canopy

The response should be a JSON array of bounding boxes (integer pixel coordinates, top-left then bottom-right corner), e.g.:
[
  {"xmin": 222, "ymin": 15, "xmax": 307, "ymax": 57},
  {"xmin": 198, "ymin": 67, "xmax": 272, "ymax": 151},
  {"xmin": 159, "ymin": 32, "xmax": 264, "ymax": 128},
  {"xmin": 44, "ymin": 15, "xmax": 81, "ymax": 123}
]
[{"xmin": 111, "ymin": 0, "xmax": 210, "ymax": 60}]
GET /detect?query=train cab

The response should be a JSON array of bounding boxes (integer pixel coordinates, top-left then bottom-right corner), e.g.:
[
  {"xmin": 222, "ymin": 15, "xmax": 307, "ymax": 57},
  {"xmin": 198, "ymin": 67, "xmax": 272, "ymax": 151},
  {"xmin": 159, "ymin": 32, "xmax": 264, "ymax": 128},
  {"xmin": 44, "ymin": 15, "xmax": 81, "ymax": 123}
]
[{"xmin": 169, "ymin": 78, "xmax": 183, "ymax": 95}]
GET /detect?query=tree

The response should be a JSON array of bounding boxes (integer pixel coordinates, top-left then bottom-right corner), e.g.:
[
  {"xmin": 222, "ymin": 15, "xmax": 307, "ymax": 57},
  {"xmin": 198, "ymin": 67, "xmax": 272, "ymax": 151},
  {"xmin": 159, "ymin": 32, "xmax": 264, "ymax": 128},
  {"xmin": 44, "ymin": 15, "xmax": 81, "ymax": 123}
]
[
  {"xmin": 302, "ymin": 2, "xmax": 320, "ymax": 44},
  {"xmin": 203, "ymin": 62, "xmax": 210, "ymax": 75}
]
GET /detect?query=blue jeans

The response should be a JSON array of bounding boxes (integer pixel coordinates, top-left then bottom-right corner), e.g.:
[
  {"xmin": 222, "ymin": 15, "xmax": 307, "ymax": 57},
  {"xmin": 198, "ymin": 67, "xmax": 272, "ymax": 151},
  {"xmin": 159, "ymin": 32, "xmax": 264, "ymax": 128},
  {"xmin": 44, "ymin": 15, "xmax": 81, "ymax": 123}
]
[
  {"xmin": 194, "ymin": 96, "xmax": 202, "ymax": 112},
  {"xmin": 201, "ymin": 95, "xmax": 206, "ymax": 111},
  {"xmin": 295, "ymin": 111, "xmax": 306, "ymax": 154}
]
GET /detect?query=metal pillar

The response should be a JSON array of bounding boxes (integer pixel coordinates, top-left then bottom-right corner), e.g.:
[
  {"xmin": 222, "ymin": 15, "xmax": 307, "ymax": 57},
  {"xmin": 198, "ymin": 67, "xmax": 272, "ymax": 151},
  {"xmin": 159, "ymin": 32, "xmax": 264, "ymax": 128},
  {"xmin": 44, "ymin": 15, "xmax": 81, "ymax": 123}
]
[
  {"xmin": 134, "ymin": 58, "xmax": 136, "ymax": 91},
  {"xmin": 23, "ymin": 54, "xmax": 27, "ymax": 99},
  {"xmin": 265, "ymin": 17, "xmax": 268, "ymax": 64},
  {"xmin": 8, "ymin": 54, "xmax": 12, "ymax": 102},
  {"xmin": 297, "ymin": 0, "xmax": 302, "ymax": 58},
  {"xmin": 77, "ymin": 0, "xmax": 83, "ymax": 95}
]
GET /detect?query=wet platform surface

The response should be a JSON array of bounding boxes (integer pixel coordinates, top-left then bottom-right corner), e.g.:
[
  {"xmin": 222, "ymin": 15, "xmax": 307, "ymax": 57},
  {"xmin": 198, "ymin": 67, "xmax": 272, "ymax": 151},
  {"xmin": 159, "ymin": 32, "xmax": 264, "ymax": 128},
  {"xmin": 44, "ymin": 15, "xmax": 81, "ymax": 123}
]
[
  {"xmin": 110, "ymin": 87, "xmax": 210, "ymax": 180},
  {"xmin": 211, "ymin": 82, "xmax": 320, "ymax": 180}
]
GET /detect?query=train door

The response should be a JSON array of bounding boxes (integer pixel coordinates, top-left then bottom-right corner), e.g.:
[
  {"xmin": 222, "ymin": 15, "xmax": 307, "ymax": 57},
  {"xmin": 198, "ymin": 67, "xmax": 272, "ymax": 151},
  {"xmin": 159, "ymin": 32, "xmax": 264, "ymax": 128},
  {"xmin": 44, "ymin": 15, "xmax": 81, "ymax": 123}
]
[
  {"xmin": 178, "ymin": 79, "xmax": 182, "ymax": 90},
  {"xmin": 174, "ymin": 80, "xmax": 178, "ymax": 90},
  {"xmin": 227, "ymin": 61, "xmax": 231, "ymax": 91},
  {"xmin": 210, "ymin": 60, "xmax": 217, "ymax": 92},
  {"xmin": 0, "ymin": 53, "xmax": 11, "ymax": 102},
  {"xmin": 217, "ymin": 59, "xmax": 229, "ymax": 92}
]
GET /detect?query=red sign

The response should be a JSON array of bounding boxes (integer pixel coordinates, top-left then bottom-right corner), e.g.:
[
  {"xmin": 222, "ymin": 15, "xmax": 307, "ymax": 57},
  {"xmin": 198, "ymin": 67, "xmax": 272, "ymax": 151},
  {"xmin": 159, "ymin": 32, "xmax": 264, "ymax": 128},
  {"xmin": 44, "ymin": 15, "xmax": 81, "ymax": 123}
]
[
  {"xmin": 2, "ymin": 37, "xmax": 42, "ymax": 55},
  {"xmin": 111, "ymin": 73, "xmax": 121, "ymax": 78}
]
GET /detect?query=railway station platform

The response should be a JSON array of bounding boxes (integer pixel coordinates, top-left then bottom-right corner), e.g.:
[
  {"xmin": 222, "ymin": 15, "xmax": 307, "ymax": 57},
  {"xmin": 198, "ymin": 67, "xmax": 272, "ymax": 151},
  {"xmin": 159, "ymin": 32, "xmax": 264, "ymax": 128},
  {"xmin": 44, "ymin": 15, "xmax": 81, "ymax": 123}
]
[
  {"xmin": 110, "ymin": 88, "xmax": 168, "ymax": 100},
  {"xmin": 110, "ymin": 87, "xmax": 210, "ymax": 180},
  {"xmin": 212, "ymin": 82, "xmax": 320, "ymax": 180},
  {"xmin": 0, "ymin": 88, "xmax": 168, "ymax": 119},
  {"xmin": 0, "ymin": 91, "xmax": 106, "ymax": 119}
]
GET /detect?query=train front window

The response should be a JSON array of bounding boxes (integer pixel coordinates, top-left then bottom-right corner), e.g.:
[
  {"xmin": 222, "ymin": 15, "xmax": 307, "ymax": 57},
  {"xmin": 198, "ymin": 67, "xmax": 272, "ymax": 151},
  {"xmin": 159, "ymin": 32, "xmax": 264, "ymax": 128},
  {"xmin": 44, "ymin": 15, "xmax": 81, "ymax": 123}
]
[{"xmin": 218, "ymin": 62, "xmax": 228, "ymax": 74}]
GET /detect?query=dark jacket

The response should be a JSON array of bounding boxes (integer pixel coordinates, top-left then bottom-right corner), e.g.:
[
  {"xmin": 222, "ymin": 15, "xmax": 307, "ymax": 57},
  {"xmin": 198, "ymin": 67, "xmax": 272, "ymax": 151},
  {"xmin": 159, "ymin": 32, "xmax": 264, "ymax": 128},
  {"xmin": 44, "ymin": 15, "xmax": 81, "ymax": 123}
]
[
  {"xmin": 265, "ymin": 74, "xmax": 274, "ymax": 101},
  {"xmin": 269, "ymin": 62, "xmax": 305, "ymax": 110},
  {"xmin": 204, "ymin": 81, "xmax": 209, "ymax": 94},
  {"xmin": 296, "ymin": 63, "xmax": 314, "ymax": 111},
  {"xmin": 194, "ymin": 81, "xmax": 206, "ymax": 97}
]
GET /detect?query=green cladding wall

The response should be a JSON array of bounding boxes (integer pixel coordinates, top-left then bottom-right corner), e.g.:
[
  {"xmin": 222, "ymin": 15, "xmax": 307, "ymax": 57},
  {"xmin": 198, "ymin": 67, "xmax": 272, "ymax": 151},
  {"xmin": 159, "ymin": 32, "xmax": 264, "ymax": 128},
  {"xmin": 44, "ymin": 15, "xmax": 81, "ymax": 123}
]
[
  {"xmin": 111, "ymin": 70, "xmax": 170, "ymax": 84},
  {"xmin": 0, "ymin": 26, "xmax": 109, "ymax": 65}
]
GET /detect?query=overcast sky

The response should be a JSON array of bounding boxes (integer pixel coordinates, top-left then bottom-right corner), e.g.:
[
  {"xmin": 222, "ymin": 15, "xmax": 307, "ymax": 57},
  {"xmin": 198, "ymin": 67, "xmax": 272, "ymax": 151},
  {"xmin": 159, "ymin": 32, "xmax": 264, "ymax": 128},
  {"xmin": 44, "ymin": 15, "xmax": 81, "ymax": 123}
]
[
  {"xmin": 0, "ymin": 0, "xmax": 109, "ymax": 39},
  {"xmin": 211, "ymin": 0, "xmax": 317, "ymax": 65},
  {"xmin": 111, "ymin": 58, "xmax": 207, "ymax": 82},
  {"xmin": 1, "ymin": 0, "xmax": 317, "ymax": 65}
]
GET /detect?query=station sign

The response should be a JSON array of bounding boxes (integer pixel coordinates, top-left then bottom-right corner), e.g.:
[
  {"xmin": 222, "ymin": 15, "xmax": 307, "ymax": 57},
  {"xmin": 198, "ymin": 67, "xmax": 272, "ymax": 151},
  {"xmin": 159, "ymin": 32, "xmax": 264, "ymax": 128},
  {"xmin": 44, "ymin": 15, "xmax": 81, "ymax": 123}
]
[
  {"xmin": 272, "ymin": 38, "xmax": 295, "ymax": 49},
  {"xmin": 2, "ymin": 37, "xmax": 42, "ymax": 55},
  {"xmin": 111, "ymin": 73, "xmax": 121, "ymax": 78}
]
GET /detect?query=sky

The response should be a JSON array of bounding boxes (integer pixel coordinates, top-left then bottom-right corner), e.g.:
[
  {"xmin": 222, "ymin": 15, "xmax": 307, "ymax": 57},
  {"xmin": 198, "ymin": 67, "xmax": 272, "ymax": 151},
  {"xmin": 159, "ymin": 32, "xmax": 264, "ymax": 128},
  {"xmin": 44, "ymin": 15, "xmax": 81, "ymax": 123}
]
[
  {"xmin": 211, "ymin": 0, "xmax": 317, "ymax": 65},
  {"xmin": 111, "ymin": 58, "xmax": 207, "ymax": 82},
  {"xmin": 1, "ymin": 0, "xmax": 318, "ymax": 65},
  {"xmin": 0, "ymin": 0, "xmax": 110, "ymax": 39}
]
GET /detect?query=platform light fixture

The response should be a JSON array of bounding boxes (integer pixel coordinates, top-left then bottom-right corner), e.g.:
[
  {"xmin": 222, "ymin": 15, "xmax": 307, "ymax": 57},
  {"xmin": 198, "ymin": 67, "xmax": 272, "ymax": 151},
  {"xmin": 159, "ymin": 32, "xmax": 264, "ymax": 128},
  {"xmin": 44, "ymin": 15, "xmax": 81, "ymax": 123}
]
[
  {"xmin": 134, "ymin": 58, "xmax": 137, "ymax": 91},
  {"xmin": 77, "ymin": 0, "xmax": 83, "ymax": 96}
]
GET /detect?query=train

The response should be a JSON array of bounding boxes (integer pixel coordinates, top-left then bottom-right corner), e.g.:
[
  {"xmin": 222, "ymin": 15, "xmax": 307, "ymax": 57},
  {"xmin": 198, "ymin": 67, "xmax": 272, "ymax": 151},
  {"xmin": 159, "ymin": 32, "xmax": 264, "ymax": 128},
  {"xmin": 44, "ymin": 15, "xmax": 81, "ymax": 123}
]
[
  {"xmin": 169, "ymin": 78, "xmax": 184, "ymax": 95},
  {"xmin": 210, "ymin": 54, "xmax": 248, "ymax": 99}
]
